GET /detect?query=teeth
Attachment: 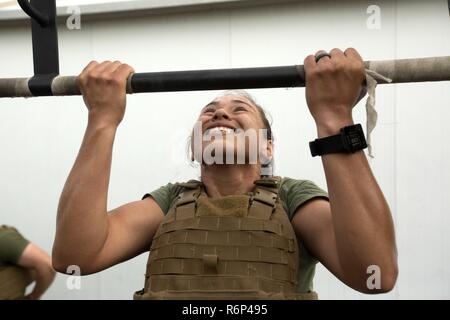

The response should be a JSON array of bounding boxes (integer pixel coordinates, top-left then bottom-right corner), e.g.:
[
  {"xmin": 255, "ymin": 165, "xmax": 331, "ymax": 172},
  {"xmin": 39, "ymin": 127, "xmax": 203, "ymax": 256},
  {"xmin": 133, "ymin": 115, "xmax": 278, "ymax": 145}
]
[{"xmin": 206, "ymin": 127, "xmax": 235, "ymax": 135}]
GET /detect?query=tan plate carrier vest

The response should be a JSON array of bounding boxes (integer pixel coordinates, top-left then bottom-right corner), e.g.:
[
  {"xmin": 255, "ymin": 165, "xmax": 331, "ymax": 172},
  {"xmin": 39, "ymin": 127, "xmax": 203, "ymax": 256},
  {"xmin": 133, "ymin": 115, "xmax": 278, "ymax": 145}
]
[{"xmin": 134, "ymin": 176, "xmax": 318, "ymax": 300}]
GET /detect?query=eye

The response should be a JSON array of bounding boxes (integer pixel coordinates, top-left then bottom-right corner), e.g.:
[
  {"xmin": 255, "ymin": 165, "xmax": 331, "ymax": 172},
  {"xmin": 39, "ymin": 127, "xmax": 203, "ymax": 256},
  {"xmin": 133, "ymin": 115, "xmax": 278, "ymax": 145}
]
[
  {"xmin": 233, "ymin": 105, "xmax": 247, "ymax": 112},
  {"xmin": 203, "ymin": 107, "xmax": 215, "ymax": 113}
]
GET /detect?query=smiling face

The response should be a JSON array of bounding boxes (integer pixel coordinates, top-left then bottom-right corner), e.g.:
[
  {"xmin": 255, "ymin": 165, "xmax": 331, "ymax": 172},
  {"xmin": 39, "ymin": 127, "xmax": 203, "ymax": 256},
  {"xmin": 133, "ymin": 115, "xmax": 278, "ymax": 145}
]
[{"xmin": 191, "ymin": 93, "xmax": 273, "ymax": 167}]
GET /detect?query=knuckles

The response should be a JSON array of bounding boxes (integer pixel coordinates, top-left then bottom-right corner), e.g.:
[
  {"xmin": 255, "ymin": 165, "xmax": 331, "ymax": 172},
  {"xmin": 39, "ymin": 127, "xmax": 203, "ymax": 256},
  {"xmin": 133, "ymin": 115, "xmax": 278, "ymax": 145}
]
[
  {"xmin": 309, "ymin": 60, "xmax": 364, "ymax": 79},
  {"xmin": 306, "ymin": 47, "xmax": 364, "ymax": 75},
  {"xmin": 79, "ymin": 61, "xmax": 127, "ymax": 88}
]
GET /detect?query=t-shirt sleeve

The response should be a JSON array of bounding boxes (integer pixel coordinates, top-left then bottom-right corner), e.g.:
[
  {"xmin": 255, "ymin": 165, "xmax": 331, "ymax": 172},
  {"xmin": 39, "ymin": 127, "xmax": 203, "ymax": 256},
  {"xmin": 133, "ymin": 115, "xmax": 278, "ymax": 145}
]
[
  {"xmin": 142, "ymin": 183, "xmax": 184, "ymax": 215},
  {"xmin": 279, "ymin": 177, "xmax": 329, "ymax": 221},
  {"xmin": 0, "ymin": 226, "xmax": 30, "ymax": 265}
]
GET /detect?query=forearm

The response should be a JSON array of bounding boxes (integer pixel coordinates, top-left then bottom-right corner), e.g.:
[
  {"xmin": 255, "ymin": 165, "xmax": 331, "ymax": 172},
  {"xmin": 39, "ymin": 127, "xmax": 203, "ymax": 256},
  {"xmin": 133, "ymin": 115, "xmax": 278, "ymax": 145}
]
[
  {"xmin": 28, "ymin": 264, "xmax": 55, "ymax": 300},
  {"xmin": 53, "ymin": 119, "xmax": 118, "ymax": 269},
  {"xmin": 317, "ymin": 119, "xmax": 397, "ymax": 289}
]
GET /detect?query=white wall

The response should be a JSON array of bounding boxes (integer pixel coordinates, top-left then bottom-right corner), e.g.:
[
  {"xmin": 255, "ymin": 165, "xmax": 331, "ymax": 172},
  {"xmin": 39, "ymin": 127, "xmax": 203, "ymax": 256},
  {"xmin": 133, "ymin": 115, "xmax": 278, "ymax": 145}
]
[{"xmin": 0, "ymin": 0, "xmax": 449, "ymax": 299}]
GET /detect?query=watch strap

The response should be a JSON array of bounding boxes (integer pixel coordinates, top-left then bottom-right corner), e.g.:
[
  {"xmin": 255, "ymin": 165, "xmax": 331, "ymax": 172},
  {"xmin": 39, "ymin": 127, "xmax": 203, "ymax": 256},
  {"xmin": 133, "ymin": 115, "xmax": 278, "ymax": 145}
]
[
  {"xmin": 309, "ymin": 124, "xmax": 367, "ymax": 157},
  {"xmin": 309, "ymin": 133, "xmax": 345, "ymax": 157}
]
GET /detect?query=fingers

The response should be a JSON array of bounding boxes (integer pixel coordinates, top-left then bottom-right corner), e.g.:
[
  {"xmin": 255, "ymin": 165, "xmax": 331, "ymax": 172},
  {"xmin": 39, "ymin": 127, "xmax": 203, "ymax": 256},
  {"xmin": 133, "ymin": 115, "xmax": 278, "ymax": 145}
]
[
  {"xmin": 81, "ymin": 60, "xmax": 127, "ymax": 75},
  {"xmin": 77, "ymin": 60, "xmax": 135, "ymax": 98},
  {"xmin": 329, "ymin": 48, "xmax": 345, "ymax": 63},
  {"xmin": 305, "ymin": 47, "xmax": 364, "ymax": 71},
  {"xmin": 97, "ymin": 60, "xmax": 121, "ymax": 74},
  {"xmin": 79, "ymin": 60, "xmax": 134, "ymax": 82},
  {"xmin": 303, "ymin": 54, "xmax": 317, "ymax": 73},
  {"xmin": 88, "ymin": 61, "xmax": 120, "ymax": 78},
  {"xmin": 78, "ymin": 61, "xmax": 99, "ymax": 92},
  {"xmin": 344, "ymin": 47, "xmax": 362, "ymax": 61},
  {"xmin": 315, "ymin": 50, "xmax": 331, "ymax": 64},
  {"xmin": 114, "ymin": 63, "xmax": 135, "ymax": 81},
  {"xmin": 81, "ymin": 60, "xmax": 98, "ymax": 75},
  {"xmin": 345, "ymin": 47, "xmax": 365, "ymax": 73}
]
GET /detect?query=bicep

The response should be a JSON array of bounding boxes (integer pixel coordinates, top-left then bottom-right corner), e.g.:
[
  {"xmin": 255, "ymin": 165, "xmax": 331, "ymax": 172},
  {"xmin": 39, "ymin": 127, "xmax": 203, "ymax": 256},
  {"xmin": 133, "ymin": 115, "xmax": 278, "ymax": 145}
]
[
  {"xmin": 88, "ymin": 196, "xmax": 165, "ymax": 274},
  {"xmin": 291, "ymin": 198, "xmax": 346, "ymax": 283}
]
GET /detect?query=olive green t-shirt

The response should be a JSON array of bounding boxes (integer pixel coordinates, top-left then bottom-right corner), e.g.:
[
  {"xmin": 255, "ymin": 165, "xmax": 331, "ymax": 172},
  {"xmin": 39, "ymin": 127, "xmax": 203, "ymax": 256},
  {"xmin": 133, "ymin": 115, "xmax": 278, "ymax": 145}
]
[
  {"xmin": 143, "ymin": 176, "xmax": 329, "ymax": 293},
  {"xmin": 0, "ymin": 225, "xmax": 30, "ymax": 267}
]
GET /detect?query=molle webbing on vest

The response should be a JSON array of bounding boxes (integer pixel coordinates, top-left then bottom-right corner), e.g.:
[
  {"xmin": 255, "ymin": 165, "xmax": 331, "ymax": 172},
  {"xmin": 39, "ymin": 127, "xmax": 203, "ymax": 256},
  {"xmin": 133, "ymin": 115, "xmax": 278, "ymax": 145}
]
[
  {"xmin": 134, "ymin": 176, "xmax": 318, "ymax": 300},
  {"xmin": 151, "ymin": 230, "xmax": 296, "ymax": 252},
  {"xmin": 196, "ymin": 195, "xmax": 250, "ymax": 217}
]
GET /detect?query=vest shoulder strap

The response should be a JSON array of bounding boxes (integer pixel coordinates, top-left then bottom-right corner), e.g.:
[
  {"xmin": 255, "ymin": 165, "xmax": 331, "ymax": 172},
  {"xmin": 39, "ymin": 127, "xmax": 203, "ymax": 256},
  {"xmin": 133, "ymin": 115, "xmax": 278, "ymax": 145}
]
[
  {"xmin": 248, "ymin": 176, "xmax": 282, "ymax": 219},
  {"xmin": 175, "ymin": 179, "xmax": 202, "ymax": 189},
  {"xmin": 253, "ymin": 176, "xmax": 281, "ymax": 194},
  {"xmin": 174, "ymin": 180, "xmax": 203, "ymax": 207},
  {"xmin": 174, "ymin": 176, "xmax": 282, "ymax": 208}
]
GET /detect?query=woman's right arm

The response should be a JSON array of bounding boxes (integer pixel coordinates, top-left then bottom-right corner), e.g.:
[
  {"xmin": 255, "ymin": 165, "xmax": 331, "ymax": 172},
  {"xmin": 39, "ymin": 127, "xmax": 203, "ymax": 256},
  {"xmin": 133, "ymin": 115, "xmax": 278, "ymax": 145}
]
[{"xmin": 52, "ymin": 61, "xmax": 164, "ymax": 275}]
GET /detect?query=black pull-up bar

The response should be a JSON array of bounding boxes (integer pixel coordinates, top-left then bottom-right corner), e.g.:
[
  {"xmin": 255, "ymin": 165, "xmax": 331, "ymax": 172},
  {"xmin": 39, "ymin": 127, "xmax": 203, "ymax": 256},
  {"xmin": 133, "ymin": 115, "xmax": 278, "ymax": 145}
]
[{"xmin": 0, "ymin": 56, "xmax": 449, "ymax": 98}]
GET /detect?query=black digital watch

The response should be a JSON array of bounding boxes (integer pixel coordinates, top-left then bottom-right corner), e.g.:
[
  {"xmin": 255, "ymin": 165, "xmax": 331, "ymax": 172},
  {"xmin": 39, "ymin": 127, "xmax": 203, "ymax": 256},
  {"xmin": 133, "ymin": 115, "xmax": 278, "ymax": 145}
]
[{"xmin": 309, "ymin": 123, "xmax": 367, "ymax": 157}]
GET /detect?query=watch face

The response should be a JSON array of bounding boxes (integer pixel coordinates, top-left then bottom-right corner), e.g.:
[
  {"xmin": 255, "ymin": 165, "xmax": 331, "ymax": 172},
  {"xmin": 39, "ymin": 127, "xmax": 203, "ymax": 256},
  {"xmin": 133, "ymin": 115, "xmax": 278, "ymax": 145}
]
[{"xmin": 342, "ymin": 124, "xmax": 367, "ymax": 152}]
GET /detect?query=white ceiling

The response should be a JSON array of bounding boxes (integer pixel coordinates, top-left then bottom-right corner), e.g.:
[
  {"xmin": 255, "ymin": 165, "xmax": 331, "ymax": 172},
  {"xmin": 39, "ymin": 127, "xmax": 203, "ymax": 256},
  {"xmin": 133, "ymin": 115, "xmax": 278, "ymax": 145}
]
[{"xmin": 0, "ymin": 0, "xmax": 136, "ymax": 11}]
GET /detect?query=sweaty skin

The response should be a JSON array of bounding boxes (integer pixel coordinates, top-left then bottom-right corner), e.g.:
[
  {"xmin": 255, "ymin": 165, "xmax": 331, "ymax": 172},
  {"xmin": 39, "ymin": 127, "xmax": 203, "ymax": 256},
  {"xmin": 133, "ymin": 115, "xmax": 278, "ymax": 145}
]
[
  {"xmin": 297, "ymin": 48, "xmax": 397, "ymax": 293},
  {"xmin": 53, "ymin": 49, "xmax": 397, "ymax": 294}
]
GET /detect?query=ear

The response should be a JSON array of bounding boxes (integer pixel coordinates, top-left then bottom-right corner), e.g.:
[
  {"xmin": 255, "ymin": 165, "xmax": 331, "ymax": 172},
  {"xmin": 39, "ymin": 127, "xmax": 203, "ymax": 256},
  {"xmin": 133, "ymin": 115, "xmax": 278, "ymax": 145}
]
[
  {"xmin": 266, "ymin": 140, "xmax": 273, "ymax": 159},
  {"xmin": 259, "ymin": 139, "xmax": 273, "ymax": 165}
]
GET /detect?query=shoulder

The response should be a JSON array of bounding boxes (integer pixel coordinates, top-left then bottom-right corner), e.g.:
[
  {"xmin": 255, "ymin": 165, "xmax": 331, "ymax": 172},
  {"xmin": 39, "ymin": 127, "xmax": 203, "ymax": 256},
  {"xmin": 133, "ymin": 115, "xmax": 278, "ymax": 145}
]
[
  {"xmin": 144, "ymin": 179, "xmax": 201, "ymax": 199},
  {"xmin": 278, "ymin": 176, "xmax": 328, "ymax": 199},
  {"xmin": 142, "ymin": 181, "xmax": 183, "ymax": 198},
  {"xmin": 0, "ymin": 225, "xmax": 30, "ymax": 264},
  {"xmin": 142, "ymin": 179, "xmax": 200, "ymax": 215},
  {"xmin": 0, "ymin": 225, "xmax": 26, "ymax": 240},
  {"xmin": 277, "ymin": 176, "xmax": 329, "ymax": 220},
  {"xmin": 278, "ymin": 176, "xmax": 328, "ymax": 195}
]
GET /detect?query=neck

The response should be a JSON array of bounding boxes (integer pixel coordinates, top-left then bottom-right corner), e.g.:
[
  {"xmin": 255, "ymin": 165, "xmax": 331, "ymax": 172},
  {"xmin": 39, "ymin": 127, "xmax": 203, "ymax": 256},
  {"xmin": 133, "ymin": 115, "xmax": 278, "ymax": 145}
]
[{"xmin": 200, "ymin": 164, "xmax": 261, "ymax": 197}]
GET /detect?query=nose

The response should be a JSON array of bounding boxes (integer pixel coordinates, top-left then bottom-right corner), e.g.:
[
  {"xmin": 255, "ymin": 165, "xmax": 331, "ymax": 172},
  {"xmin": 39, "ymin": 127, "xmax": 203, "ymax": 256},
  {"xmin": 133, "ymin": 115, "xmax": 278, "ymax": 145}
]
[{"xmin": 212, "ymin": 108, "xmax": 230, "ymax": 120}]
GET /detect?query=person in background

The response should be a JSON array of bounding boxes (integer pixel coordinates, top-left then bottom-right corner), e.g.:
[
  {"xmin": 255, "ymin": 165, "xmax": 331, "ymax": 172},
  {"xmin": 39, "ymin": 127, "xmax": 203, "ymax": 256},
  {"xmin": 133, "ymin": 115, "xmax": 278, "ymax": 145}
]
[{"xmin": 0, "ymin": 225, "xmax": 55, "ymax": 300}]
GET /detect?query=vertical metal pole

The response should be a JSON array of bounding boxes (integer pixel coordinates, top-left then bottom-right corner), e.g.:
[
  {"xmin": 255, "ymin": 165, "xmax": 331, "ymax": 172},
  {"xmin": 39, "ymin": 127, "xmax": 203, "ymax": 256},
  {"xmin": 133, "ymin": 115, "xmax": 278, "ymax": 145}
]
[{"xmin": 18, "ymin": 0, "xmax": 60, "ymax": 96}]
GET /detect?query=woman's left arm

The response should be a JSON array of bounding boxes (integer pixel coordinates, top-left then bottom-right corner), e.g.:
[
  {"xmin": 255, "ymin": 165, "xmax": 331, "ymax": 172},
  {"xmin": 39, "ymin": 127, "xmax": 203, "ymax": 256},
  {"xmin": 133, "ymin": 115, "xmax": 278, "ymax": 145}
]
[{"xmin": 292, "ymin": 48, "xmax": 398, "ymax": 293}]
